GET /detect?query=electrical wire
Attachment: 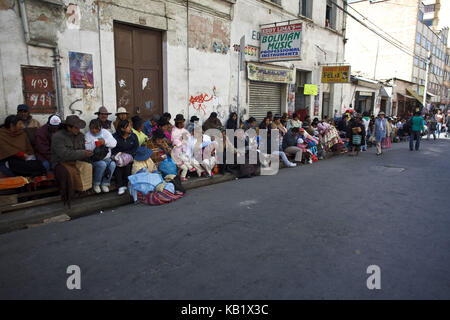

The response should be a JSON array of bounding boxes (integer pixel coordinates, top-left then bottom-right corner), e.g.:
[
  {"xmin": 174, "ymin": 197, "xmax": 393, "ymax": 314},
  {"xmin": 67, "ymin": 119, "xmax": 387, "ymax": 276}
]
[
  {"xmin": 329, "ymin": 0, "xmax": 426, "ymax": 60},
  {"xmin": 347, "ymin": 3, "xmax": 420, "ymax": 57}
]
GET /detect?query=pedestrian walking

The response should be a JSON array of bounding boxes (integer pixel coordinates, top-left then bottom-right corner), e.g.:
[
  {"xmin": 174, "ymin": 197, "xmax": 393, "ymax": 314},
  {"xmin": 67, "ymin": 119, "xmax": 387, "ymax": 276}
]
[
  {"xmin": 409, "ymin": 111, "xmax": 424, "ymax": 151},
  {"xmin": 373, "ymin": 111, "xmax": 387, "ymax": 156},
  {"xmin": 435, "ymin": 109, "xmax": 444, "ymax": 139},
  {"xmin": 426, "ymin": 113, "xmax": 437, "ymax": 140}
]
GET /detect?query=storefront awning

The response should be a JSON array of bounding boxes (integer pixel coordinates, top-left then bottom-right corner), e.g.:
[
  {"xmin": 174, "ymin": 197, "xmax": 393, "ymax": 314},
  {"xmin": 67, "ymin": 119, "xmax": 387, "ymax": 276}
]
[{"xmin": 405, "ymin": 87, "xmax": 423, "ymax": 103}]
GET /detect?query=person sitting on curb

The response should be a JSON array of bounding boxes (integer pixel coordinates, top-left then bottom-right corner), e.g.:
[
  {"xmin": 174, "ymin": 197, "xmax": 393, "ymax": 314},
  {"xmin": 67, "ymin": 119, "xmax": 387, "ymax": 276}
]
[
  {"xmin": 85, "ymin": 119, "xmax": 117, "ymax": 194},
  {"xmin": 282, "ymin": 127, "xmax": 303, "ymax": 163},
  {"xmin": 112, "ymin": 120, "xmax": 139, "ymax": 195},
  {"xmin": 34, "ymin": 114, "xmax": 62, "ymax": 172}
]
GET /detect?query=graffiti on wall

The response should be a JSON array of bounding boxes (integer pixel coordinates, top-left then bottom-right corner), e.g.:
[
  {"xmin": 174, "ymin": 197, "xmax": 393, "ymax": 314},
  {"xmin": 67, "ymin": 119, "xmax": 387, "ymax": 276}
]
[
  {"xmin": 189, "ymin": 93, "xmax": 214, "ymax": 115},
  {"xmin": 189, "ymin": 87, "xmax": 247, "ymax": 123}
]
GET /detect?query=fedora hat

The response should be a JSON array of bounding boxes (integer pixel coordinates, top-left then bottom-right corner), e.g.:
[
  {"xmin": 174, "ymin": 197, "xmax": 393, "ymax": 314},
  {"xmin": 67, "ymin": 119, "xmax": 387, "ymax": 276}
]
[
  {"xmin": 94, "ymin": 106, "xmax": 111, "ymax": 115},
  {"xmin": 115, "ymin": 107, "xmax": 129, "ymax": 115},
  {"xmin": 174, "ymin": 114, "xmax": 185, "ymax": 122},
  {"xmin": 64, "ymin": 115, "xmax": 86, "ymax": 129},
  {"xmin": 378, "ymin": 111, "xmax": 385, "ymax": 116}
]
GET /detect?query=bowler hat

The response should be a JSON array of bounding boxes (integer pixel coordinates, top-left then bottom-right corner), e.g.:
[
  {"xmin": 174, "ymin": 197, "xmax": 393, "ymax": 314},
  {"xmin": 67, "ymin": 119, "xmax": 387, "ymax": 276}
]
[
  {"xmin": 190, "ymin": 116, "xmax": 199, "ymax": 122},
  {"xmin": 64, "ymin": 115, "xmax": 86, "ymax": 129},
  {"xmin": 95, "ymin": 106, "xmax": 111, "ymax": 115},
  {"xmin": 174, "ymin": 114, "xmax": 185, "ymax": 122}
]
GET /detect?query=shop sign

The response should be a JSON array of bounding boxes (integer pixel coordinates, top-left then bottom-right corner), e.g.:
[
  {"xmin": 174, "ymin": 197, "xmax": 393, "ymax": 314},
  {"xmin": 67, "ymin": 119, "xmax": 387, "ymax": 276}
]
[
  {"xmin": 359, "ymin": 91, "xmax": 373, "ymax": 97},
  {"xmin": 233, "ymin": 44, "xmax": 260, "ymax": 58},
  {"xmin": 321, "ymin": 65, "xmax": 351, "ymax": 83},
  {"xmin": 247, "ymin": 63, "xmax": 294, "ymax": 84},
  {"xmin": 304, "ymin": 84, "xmax": 318, "ymax": 95},
  {"xmin": 260, "ymin": 23, "xmax": 302, "ymax": 62}
]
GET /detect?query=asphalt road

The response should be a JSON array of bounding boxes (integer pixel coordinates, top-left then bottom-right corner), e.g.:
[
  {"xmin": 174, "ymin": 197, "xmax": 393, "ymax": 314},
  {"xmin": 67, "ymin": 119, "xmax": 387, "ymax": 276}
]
[{"xmin": 0, "ymin": 138, "xmax": 449, "ymax": 299}]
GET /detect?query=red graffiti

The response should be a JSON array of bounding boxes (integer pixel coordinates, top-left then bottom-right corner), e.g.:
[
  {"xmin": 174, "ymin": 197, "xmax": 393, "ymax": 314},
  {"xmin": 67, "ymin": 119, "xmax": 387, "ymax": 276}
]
[{"xmin": 189, "ymin": 93, "xmax": 214, "ymax": 115}]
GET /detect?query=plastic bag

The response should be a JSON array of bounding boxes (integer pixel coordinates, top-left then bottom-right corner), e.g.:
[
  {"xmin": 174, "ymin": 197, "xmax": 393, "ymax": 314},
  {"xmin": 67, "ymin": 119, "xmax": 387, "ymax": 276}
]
[{"xmin": 158, "ymin": 157, "xmax": 178, "ymax": 177}]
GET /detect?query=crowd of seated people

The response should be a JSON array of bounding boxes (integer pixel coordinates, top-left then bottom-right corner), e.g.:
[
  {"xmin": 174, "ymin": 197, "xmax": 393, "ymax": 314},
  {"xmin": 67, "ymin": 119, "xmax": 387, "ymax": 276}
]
[{"xmin": 1, "ymin": 104, "xmax": 351, "ymax": 207}]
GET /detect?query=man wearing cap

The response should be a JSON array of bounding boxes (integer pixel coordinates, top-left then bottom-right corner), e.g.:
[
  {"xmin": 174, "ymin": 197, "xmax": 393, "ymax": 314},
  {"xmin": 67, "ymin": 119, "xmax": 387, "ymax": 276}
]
[
  {"xmin": 51, "ymin": 115, "xmax": 93, "ymax": 207},
  {"xmin": 17, "ymin": 104, "xmax": 41, "ymax": 129},
  {"xmin": 95, "ymin": 106, "xmax": 113, "ymax": 133},
  {"xmin": 34, "ymin": 114, "xmax": 61, "ymax": 172}
]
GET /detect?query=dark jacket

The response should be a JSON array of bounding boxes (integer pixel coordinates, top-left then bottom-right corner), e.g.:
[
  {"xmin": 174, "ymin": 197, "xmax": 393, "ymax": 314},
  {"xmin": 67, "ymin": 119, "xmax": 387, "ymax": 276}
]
[
  {"xmin": 34, "ymin": 124, "xmax": 53, "ymax": 162},
  {"xmin": 100, "ymin": 119, "xmax": 113, "ymax": 131},
  {"xmin": 202, "ymin": 117, "xmax": 223, "ymax": 132},
  {"xmin": 51, "ymin": 129, "xmax": 86, "ymax": 168},
  {"xmin": 226, "ymin": 118, "xmax": 238, "ymax": 130},
  {"xmin": 112, "ymin": 132, "xmax": 139, "ymax": 157},
  {"xmin": 282, "ymin": 130, "xmax": 298, "ymax": 151}
]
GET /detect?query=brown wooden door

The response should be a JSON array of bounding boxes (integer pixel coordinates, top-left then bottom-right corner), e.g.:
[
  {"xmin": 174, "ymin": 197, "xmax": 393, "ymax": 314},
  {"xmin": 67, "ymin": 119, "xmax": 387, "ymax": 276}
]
[{"xmin": 114, "ymin": 22, "xmax": 163, "ymax": 120}]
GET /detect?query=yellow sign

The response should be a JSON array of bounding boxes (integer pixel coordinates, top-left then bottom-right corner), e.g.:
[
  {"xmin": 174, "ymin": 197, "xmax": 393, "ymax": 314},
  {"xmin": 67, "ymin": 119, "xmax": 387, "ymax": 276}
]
[
  {"xmin": 321, "ymin": 65, "xmax": 351, "ymax": 83},
  {"xmin": 304, "ymin": 84, "xmax": 318, "ymax": 95}
]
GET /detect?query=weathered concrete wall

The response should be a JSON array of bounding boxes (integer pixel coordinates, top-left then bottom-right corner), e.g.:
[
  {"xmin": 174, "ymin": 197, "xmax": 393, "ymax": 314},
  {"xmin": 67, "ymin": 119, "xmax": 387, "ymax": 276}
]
[{"xmin": 0, "ymin": 0, "xmax": 346, "ymax": 127}]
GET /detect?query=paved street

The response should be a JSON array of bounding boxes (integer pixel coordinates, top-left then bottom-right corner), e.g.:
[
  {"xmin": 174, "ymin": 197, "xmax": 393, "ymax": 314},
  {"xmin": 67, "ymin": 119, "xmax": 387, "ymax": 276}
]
[{"xmin": 0, "ymin": 138, "xmax": 449, "ymax": 299}]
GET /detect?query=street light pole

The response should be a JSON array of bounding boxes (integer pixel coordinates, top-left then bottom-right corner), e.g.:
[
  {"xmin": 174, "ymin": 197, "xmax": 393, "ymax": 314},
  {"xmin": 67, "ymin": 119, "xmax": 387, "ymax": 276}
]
[{"xmin": 423, "ymin": 51, "xmax": 431, "ymax": 110}]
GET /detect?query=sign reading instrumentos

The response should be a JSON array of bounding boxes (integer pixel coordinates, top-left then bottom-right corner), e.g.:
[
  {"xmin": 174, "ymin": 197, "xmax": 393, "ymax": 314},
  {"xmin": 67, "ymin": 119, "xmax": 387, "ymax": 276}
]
[{"xmin": 260, "ymin": 23, "xmax": 302, "ymax": 62}]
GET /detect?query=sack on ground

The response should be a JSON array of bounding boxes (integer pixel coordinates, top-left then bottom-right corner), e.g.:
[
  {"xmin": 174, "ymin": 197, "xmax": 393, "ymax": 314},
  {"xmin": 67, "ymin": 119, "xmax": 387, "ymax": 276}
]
[{"xmin": 158, "ymin": 157, "xmax": 178, "ymax": 177}]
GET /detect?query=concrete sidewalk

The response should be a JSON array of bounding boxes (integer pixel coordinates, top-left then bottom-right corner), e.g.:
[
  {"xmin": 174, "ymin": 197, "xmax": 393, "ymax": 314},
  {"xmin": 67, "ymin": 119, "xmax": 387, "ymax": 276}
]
[{"xmin": 0, "ymin": 173, "xmax": 235, "ymax": 235}]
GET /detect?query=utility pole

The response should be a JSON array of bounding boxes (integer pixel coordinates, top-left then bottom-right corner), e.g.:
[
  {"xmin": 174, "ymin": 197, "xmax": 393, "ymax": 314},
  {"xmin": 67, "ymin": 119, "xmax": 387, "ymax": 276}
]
[
  {"xmin": 374, "ymin": 40, "xmax": 379, "ymax": 80},
  {"xmin": 423, "ymin": 51, "xmax": 431, "ymax": 110}
]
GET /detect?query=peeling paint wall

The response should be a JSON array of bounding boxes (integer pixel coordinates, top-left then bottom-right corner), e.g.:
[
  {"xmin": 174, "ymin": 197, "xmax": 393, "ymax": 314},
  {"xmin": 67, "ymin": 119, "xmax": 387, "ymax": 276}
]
[{"xmin": 0, "ymin": 0, "xmax": 346, "ymax": 128}]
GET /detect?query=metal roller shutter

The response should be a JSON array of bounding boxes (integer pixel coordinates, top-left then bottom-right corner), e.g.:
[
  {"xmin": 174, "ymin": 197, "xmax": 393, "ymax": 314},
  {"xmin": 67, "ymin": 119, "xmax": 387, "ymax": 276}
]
[{"xmin": 249, "ymin": 81, "xmax": 282, "ymax": 123}]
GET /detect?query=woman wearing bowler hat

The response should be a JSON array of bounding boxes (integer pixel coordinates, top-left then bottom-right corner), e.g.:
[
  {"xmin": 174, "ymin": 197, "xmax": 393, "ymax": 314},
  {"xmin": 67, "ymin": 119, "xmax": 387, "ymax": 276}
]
[{"xmin": 172, "ymin": 114, "xmax": 195, "ymax": 181}]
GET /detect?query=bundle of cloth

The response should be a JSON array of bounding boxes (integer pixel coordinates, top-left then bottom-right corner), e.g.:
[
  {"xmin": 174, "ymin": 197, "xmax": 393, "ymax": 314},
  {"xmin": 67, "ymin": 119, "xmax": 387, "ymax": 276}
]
[
  {"xmin": 317, "ymin": 122, "xmax": 345, "ymax": 153},
  {"xmin": 128, "ymin": 169, "xmax": 184, "ymax": 206}
]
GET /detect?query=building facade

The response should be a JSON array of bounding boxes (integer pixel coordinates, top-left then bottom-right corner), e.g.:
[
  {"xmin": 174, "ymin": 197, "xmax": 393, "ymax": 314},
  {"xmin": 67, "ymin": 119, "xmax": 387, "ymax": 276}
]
[
  {"xmin": 0, "ymin": 0, "xmax": 347, "ymax": 127},
  {"xmin": 345, "ymin": 0, "xmax": 448, "ymax": 113}
]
